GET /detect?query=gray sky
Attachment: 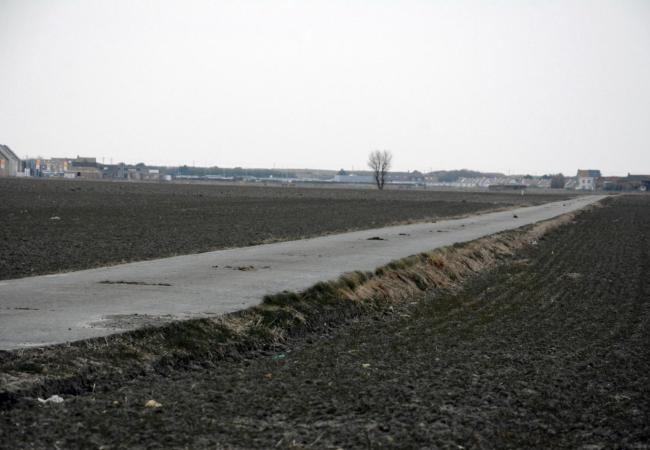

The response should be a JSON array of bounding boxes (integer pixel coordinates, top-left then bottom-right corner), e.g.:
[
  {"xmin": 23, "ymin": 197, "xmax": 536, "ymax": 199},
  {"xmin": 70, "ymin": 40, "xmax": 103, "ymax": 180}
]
[{"xmin": 1, "ymin": 0, "xmax": 649, "ymax": 175}]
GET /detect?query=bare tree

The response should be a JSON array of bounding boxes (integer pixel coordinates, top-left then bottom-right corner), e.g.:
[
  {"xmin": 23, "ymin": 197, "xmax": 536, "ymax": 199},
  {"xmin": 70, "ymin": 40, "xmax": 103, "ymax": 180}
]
[{"xmin": 368, "ymin": 150, "xmax": 393, "ymax": 190}]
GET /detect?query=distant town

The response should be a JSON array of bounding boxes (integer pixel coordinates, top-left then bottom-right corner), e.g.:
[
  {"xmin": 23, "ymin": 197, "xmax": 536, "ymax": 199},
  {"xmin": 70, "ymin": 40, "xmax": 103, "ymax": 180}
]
[{"xmin": 0, "ymin": 144, "xmax": 648, "ymax": 192}]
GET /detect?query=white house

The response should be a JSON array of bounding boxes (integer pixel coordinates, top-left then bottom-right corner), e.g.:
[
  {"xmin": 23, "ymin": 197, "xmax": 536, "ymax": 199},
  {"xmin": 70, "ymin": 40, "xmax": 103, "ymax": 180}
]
[{"xmin": 576, "ymin": 169, "xmax": 601, "ymax": 191}]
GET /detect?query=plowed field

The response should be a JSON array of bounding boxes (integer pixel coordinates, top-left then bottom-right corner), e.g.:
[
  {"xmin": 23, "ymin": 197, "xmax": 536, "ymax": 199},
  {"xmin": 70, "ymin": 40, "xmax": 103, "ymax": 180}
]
[
  {"xmin": 1, "ymin": 195, "xmax": 648, "ymax": 449},
  {"xmin": 0, "ymin": 178, "xmax": 569, "ymax": 280}
]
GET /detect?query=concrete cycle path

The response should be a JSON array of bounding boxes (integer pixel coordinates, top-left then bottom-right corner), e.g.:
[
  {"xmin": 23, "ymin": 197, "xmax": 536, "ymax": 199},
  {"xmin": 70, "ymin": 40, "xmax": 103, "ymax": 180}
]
[{"xmin": 0, "ymin": 195, "xmax": 605, "ymax": 350}]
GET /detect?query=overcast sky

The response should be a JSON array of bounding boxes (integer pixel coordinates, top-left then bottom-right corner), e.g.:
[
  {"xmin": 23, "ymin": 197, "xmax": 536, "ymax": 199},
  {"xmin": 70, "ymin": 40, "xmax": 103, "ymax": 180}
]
[{"xmin": 1, "ymin": 0, "xmax": 648, "ymax": 175}]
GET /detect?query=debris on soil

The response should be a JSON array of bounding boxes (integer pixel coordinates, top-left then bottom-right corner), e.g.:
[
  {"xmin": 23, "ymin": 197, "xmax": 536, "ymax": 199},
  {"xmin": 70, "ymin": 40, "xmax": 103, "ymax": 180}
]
[
  {"xmin": 49, "ymin": 216, "xmax": 61, "ymax": 221},
  {"xmin": 367, "ymin": 236, "xmax": 386, "ymax": 241},
  {"xmin": 98, "ymin": 280, "xmax": 172, "ymax": 287},
  {"xmin": 144, "ymin": 400, "xmax": 162, "ymax": 409},
  {"xmin": 564, "ymin": 272, "xmax": 583, "ymax": 280},
  {"xmin": 37, "ymin": 395, "xmax": 64, "ymax": 404}
]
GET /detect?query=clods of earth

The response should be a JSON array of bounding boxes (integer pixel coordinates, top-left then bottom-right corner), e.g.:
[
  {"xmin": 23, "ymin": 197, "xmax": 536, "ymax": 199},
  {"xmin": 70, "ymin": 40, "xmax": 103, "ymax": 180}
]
[
  {"xmin": 0, "ymin": 178, "xmax": 572, "ymax": 280},
  {"xmin": 0, "ymin": 196, "xmax": 648, "ymax": 448}
]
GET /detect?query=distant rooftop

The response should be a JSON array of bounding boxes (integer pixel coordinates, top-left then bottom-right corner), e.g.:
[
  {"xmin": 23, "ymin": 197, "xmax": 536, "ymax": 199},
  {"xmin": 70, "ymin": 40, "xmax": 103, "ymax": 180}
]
[
  {"xmin": 0, "ymin": 144, "xmax": 20, "ymax": 162},
  {"xmin": 577, "ymin": 169, "xmax": 601, "ymax": 178}
]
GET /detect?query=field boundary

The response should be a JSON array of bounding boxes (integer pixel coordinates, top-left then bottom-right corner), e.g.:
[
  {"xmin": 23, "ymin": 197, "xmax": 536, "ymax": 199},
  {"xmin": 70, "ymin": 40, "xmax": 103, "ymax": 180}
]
[
  {"xmin": 2, "ymin": 177, "xmax": 573, "ymax": 281},
  {"xmin": 0, "ymin": 199, "xmax": 604, "ymax": 408}
]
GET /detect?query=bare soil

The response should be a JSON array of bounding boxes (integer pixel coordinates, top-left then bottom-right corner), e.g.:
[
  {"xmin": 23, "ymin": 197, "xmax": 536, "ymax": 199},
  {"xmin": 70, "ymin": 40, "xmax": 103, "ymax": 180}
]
[
  {"xmin": 0, "ymin": 195, "xmax": 648, "ymax": 449},
  {"xmin": 0, "ymin": 177, "xmax": 570, "ymax": 280}
]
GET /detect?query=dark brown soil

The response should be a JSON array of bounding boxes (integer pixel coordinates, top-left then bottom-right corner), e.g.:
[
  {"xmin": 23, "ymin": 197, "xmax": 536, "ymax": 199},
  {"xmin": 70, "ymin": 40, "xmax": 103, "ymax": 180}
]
[
  {"xmin": 0, "ymin": 178, "xmax": 570, "ymax": 280},
  {"xmin": 1, "ymin": 196, "xmax": 647, "ymax": 449}
]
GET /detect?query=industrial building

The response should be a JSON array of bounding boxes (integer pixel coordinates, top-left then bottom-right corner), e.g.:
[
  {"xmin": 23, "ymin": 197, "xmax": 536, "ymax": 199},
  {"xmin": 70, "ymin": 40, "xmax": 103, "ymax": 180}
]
[
  {"xmin": 69, "ymin": 157, "xmax": 102, "ymax": 179},
  {"xmin": 0, "ymin": 144, "xmax": 21, "ymax": 177}
]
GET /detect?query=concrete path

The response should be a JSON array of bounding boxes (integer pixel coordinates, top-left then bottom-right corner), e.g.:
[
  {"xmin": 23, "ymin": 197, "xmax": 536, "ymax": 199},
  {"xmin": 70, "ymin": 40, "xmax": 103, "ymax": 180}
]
[{"xmin": 0, "ymin": 195, "xmax": 605, "ymax": 350}]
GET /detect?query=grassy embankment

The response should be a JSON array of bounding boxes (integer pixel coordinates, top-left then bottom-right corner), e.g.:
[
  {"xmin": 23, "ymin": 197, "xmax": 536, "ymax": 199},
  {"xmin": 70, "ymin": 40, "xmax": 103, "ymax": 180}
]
[{"xmin": 0, "ymin": 201, "xmax": 596, "ymax": 407}]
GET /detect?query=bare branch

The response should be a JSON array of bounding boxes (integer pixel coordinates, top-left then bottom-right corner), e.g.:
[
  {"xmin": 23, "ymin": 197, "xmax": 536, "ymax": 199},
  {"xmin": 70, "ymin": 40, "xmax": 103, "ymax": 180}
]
[{"xmin": 367, "ymin": 150, "xmax": 392, "ymax": 190}]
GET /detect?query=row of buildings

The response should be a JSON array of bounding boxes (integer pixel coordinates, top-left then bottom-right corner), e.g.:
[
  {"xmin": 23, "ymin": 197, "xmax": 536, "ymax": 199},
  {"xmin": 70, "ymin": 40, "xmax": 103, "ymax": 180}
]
[
  {"xmin": 0, "ymin": 152, "xmax": 169, "ymax": 181},
  {"xmin": 566, "ymin": 170, "xmax": 649, "ymax": 192},
  {"xmin": 0, "ymin": 147, "xmax": 104, "ymax": 179},
  {"xmin": 1, "ymin": 146, "xmax": 648, "ymax": 191},
  {"xmin": 405, "ymin": 169, "xmax": 649, "ymax": 192}
]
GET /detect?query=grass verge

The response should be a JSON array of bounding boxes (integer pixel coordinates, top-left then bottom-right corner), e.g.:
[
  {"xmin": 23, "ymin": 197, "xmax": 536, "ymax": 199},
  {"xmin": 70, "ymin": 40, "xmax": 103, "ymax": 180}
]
[{"xmin": 0, "ymin": 205, "xmax": 596, "ymax": 409}]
